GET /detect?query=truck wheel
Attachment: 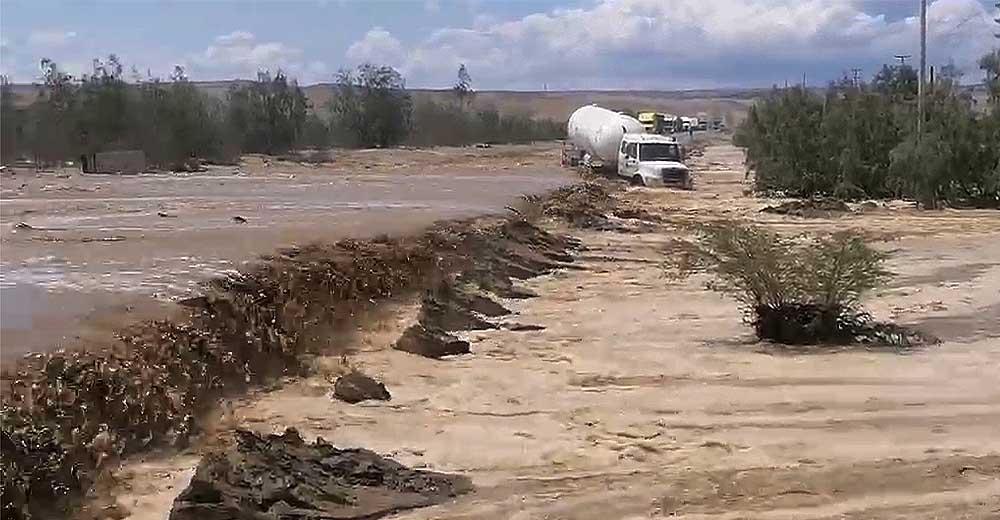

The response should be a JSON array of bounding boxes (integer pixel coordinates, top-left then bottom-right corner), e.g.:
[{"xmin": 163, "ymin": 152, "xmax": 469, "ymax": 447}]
[{"xmin": 630, "ymin": 175, "xmax": 645, "ymax": 187}]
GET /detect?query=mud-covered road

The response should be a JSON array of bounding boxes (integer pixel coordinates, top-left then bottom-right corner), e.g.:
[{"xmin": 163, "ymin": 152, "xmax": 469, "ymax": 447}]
[
  {"xmin": 0, "ymin": 144, "xmax": 571, "ymax": 361},
  {"xmin": 108, "ymin": 142, "xmax": 1000, "ymax": 519}
]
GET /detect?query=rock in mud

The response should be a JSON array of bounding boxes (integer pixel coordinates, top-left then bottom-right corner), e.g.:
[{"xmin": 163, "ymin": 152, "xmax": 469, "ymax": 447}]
[
  {"xmin": 333, "ymin": 371, "xmax": 391, "ymax": 404},
  {"xmin": 393, "ymin": 324, "xmax": 470, "ymax": 358},
  {"xmin": 169, "ymin": 429, "xmax": 472, "ymax": 520}
]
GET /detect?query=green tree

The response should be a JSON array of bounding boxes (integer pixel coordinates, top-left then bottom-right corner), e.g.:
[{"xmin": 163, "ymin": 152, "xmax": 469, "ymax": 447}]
[
  {"xmin": 1, "ymin": 76, "xmax": 20, "ymax": 164},
  {"xmin": 329, "ymin": 63, "xmax": 412, "ymax": 147},
  {"xmin": 872, "ymin": 64, "xmax": 918, "ymax": 99},
  {"xmin": 227, "ymin": 70, "xmax": 308, "ymax": 154},
  {"xmin": 30, "ymin": 58, "xmax": 78, "ymax": 165},
  {"xmin": 980, "ymin": 50, "xmax": 1000, "ymax": 105}
]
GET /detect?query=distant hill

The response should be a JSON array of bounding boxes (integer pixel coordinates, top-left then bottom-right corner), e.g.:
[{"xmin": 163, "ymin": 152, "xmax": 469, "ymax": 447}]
[{"xmin": 9, "ymin": 80, "xmax": 768, "ymax": 125}]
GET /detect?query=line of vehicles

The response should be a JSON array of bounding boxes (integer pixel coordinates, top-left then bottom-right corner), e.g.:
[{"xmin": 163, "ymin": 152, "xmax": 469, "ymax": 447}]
[
  {"xmin": 637, "ymin": 111, "xmax": 724, "ymax": 134},
  {"xmin": 564, "ymin": 104, "xmax": 695, "ymax": 189}
]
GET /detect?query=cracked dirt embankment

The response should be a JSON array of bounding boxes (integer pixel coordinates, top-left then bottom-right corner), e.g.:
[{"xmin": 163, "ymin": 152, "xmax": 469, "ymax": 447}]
[{"xmin": 103, "ymin": 143, "xmax": 1000, "ymax": 519}]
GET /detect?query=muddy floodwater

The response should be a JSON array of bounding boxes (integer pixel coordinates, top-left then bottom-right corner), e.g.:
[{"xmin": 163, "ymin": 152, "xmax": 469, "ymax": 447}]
[{"xmin": 0, "ymin": 144, "xmax": 571, "ymax": 361}]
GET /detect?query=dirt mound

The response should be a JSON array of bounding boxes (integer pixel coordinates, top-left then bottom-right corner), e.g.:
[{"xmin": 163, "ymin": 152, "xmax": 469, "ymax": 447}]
[
  {"xmin": 542, "ymin": 182, "xmax": 616, "ymax": 228},
  {"xmin": 394, "ymin": 324, "xmax": 471, "ymax": 358},
  {"xmin": 169, "ymin": 429, "xmax": 471, "ymax": 520},
  {"xmin": 333, "ymin": 372, "xmax": 391, "ymax": 404},
  {"xmin": 761, "ymin": 199, "xmax": 851, "ymax": 218}
]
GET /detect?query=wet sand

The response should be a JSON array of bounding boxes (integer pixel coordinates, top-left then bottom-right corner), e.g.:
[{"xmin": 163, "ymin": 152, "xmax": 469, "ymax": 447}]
[
  {"xmin": 113, "ymin": 142, "xmax": 1000, "ymax": 519},
  {"xmin": 0, "ymin": 144, "xmax": 571, "ymax": 361}
]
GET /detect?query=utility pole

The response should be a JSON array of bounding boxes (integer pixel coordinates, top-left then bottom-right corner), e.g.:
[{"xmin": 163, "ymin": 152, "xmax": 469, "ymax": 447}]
[{"xmin": 918, "ymin": 0, "xmax": 927, "ymax": 141}]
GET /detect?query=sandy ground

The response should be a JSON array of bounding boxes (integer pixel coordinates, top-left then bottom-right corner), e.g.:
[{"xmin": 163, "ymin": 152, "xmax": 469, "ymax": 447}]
[
  {"xmin": 0, "ymin": 144, "xmax": 571, "ymax": 361},
  {"xmin": 113, "ymin": 143, "xmax": 1000, "ymax": 519}
]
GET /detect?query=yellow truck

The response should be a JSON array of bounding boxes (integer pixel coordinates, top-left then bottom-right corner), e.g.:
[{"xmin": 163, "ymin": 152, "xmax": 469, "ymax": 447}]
[{"xmin": 637, "ymin": 111, "xmax": 668, "ymax": 134}]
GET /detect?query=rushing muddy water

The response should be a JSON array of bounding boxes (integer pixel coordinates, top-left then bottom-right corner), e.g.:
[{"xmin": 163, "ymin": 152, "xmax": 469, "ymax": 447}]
[{"xmin": 0, "ymin": 144, "xmax": 571, "ymax": 361}]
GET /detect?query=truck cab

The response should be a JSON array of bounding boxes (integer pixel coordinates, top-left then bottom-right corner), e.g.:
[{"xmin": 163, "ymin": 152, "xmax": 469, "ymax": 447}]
[{"xmin": 617, "ymin": 133, "xmax": 692, "ymax": 189}]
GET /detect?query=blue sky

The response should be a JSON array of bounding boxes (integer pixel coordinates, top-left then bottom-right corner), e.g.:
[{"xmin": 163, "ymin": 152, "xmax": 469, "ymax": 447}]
[{"xmin": 1, "ymin": 0, "xmax": 997, "ymax": 89}]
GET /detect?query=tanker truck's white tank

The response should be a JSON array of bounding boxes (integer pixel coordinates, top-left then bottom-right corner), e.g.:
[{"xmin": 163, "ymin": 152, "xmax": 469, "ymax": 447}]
[{"xmin": 567, "ymin": 105, "xmax": 644, "ymax": 168}]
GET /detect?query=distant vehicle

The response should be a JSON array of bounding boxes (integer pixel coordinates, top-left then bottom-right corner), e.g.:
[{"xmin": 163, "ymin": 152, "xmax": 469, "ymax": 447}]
[
  {"xmin": 566, "ymin": 105, "xmax": 691, "ymax": 188},
  {"xmin": 637, "ymin": 111, "xmax": 669, "ymax": 134},
  {"xmin": 616, "ymin": 133, "xmax": 691, "ymax": 188}
]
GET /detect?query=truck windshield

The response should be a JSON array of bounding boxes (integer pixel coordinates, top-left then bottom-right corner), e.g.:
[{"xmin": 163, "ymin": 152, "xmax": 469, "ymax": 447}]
[{"xmin": 639, "ymin": 143, "xmax": 680, "ymax": 161}]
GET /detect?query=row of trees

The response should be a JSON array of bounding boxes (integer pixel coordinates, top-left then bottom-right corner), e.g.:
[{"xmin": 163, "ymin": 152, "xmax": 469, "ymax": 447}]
[
  {"xmin": 1, "ymin": 57, "xmax": 311, "ymax": 168},
  {"xmin": 1, "ymin": 59, "xmax": 564, "ymax": 168},
  {"xmin": 736, "ymin": 60, "xmax": 1000, "ymax": 208}
]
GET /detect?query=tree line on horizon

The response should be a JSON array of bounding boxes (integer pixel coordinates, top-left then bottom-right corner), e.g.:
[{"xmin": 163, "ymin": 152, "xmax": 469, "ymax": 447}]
[{"xmin": 0, "ymin": 57, "xmax": 565, "ymax": 169}]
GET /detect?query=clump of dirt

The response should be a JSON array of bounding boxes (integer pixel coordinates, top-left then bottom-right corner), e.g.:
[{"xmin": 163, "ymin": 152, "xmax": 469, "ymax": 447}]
[
  {"xmin": 761, "ymin": 199, "xmax": 852, "ymax": 218},
  {"xmin": 418, "ymin": 289, "xmax": 497, "ymax": 331},
  {"xmin": 169, "ymin": 428, "xmax": 471, "ymax": 520},
  {"xmin": 333, "ymin": 372, "xmax": 391, "ymax": 404},
  {"xmin": 542, "ymin": 182, "xmax": 617, "ymax": 228},
  {"xmin": 393, "ymin": 324, "xmax": 470, "ymax": 359}
]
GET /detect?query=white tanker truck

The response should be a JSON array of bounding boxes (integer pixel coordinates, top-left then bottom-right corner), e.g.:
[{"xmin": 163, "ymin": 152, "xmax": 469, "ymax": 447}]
[{"xmin": 566, "ymin": 105, "xmax": 691, "ymax": 188}]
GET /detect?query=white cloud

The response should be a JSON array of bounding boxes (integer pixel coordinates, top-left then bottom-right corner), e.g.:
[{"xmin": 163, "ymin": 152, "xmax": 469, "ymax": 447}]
[
  {"xmin": 27, "ymin": 29, "xmax": 77, "ymax": 48},
  {"xmin": 190, "ymin": 30, "xmax": 313, "ymax": 79},
  {"xmin": 345, "ymin": 27, "xmax": 405, "ymax": 68},
  {"xmin": 343, "ymin": 0, "xmax": 996, "ymax": 89},
  {"xmin": 215, "ymin": 30, "xmax": 255, "ymax": 45}
]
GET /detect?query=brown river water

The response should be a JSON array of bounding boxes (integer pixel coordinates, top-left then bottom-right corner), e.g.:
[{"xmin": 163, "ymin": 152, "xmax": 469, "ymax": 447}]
[{"xmin": 0, "ymin": 144, "xmax": 571, "ymax": 362}]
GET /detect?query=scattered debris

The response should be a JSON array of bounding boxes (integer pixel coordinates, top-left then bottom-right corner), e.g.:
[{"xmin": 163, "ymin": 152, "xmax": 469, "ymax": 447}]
[
  {"xmin": 232, "ymin": 215, "xmax": 248, "ymax": 224},
  {"xmin": 169, "ymin": 429, "xmax": 471, "ymax": 520},
  {"xmin": 333, "ymin": 371, "xmax": 391, "ymax": 404},
  {"xmin": 761, "ymin": 199, "xmax": 851, "ymax": 218},
  {"xmin": 81, "ymin": 236, "xmax": 127, "ymax": 243},
  {"xmin": 157, "ymin": 211, "xmax": 177, "ymax": 218},
  {"xmin": 13, "ymin": 222, "xmax": 34, "ymax": 231}
]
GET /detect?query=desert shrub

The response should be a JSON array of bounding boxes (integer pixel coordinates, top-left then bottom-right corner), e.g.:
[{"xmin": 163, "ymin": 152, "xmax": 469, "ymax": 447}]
[{"xmin": 671, "ymin": 221, "xmax": 930, "ymax": 346}]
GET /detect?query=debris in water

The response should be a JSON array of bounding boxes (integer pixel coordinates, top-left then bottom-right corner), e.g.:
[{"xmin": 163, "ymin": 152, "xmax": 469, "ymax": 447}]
[
  {"xmin": 157, "ymin": 211, "xmax": 177, "ymax": 218},
  {"xmin": 761, "ymin": 199, "xmax": 851, "ymax": 218},
  {"xmin": 333, "ymin": 371, "xmax": 391, "ymax": 404},
  {"xmin": 503, "ymin": 322, "xmax": 546, "ymax": 331},
  {"xmin": 169, "ymin": 429, "xmax": 471, "ymax": 520},
  {"xmin": 232, "ymin": 215, "xmax": 248, "ymax": 223},
  {"xmin": 81, "ymin": 236, "xmax": 127, "ymax": 243}
]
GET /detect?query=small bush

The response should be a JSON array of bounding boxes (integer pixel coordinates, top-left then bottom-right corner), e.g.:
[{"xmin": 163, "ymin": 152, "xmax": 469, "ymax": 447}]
[{"xmin": 670, "ymin": 221, "xmax": 931, "ymax": 347}]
